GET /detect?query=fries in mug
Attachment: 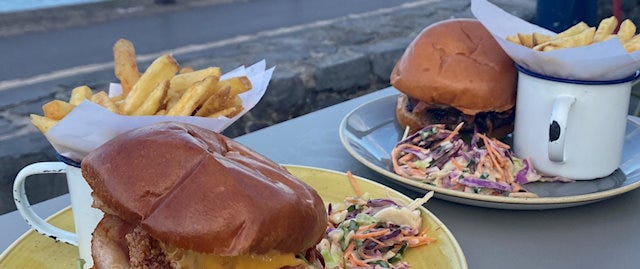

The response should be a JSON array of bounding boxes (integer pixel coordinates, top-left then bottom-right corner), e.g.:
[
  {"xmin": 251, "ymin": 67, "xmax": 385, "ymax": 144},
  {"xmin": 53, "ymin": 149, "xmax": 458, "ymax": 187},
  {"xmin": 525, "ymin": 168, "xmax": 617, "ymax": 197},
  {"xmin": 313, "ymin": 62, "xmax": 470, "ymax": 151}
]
[
  {"xmin": 507, "ymin": 16, "xmax": 640, "ymax": 53},
  {"xmin": 29, "ymin": 38, "xmax": 253, "ymax": 134}
]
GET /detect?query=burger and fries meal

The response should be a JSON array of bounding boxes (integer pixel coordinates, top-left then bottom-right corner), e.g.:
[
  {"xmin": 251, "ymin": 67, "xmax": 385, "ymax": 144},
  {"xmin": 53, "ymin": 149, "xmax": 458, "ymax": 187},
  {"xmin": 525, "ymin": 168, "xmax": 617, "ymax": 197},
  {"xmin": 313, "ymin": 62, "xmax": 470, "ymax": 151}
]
[
  {"xmin": 506, "ymin": 16, "xmax": 640, "ymax": 53},
  {"xmin": 29, "ymin": 38, "xmax": 252, "ymax": 134},
  {"xmin": 389, "ymin": 18, "xmax": 579, "ymax": 197}
]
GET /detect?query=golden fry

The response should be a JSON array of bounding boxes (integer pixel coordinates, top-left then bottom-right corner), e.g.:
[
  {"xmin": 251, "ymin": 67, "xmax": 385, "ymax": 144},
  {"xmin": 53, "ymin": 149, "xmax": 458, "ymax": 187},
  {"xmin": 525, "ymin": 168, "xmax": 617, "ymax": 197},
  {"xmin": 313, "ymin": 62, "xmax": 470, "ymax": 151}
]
[
  {"xmin": 179, "ymin": 67, "xmax": 194, "ymax": 74},
  {"xmin": 546, "ymin": 27, "xmax": 595, "ymax": 49},
  {"xmin": 166, "ymin": 76, "xmax": 218, "ymax": 116},
  {"xmin": 624, "ymin": 35, "xmax": 640, "ymax": 52},
  {"xmin": 517, "ymin": 33, "xmax": 534, "ymax": 48},
  {"xmin": 556, "ymin": 21, "xmax": 589, "ymax": 39},
  {"xmin": 506, "ymin": 35, "xmax": 521, "ymax": 45},
  {"xmin": 155, "ymin": 109, "xmax": 167, "ymax": 116},
  {"xmin": 91, "ymin": 91, "xmax": 119, "ymax": 113},
  {"xmin": 69, "ymin": 85, "xmax": 93, "ymax": 105},
  {"xmin": 169, "ymin": 67, "xmax": 221, "ymax": 96},
  {"xmin": 113, "ymin": 39, "xmax": 141, "ymax": 96},
  {"xmin": 532, "ymin": 32, "xmax": 551, "ymax": 46},
  {"xmin": 165, "ymin": 67, "xmax": 221, "ymax": 111},
  {"xmin": 618, "ymin": 19, "xmax": 636, "ymax": 42},
  {"xmin": 207, "ymin": 106, "xmax": 241, "ymax": 118},
  {"xmin": 122, "ymin": 54, "xmax": 179, "ymax": 115},
  {"xmin": 594, "ymin": 16, "xmax": 618, "ymax": 42},
  {"xmin": 207, "ymin": 95, "xmax": 243, "ymax": 118},
  {"xmin": 110, "ymin": 94, "xmax": 125, "ymax": 103},
  {"xmin": 195, "ymin": 85, "xmax": 231, "ymax": 117},
  {"xmin": 43, "ymin": 100, "xmax": 75, "ymax": 120},
  {"xmin": 218, "ymin": 76, "xmax": 252, "ymax": 96},
  {"xmin": 30, "ymin": 114, "xmax": 58, "ymax": 133},
  {"xmin": 132, "ymin": 80, "xmax": 168, "ymax": 116}
]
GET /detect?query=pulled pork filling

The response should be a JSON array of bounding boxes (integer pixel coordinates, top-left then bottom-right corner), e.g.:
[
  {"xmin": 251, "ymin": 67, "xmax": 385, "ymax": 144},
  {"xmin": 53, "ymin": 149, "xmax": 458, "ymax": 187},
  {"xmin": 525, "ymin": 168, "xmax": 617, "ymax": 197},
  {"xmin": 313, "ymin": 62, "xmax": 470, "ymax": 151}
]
[{"xmin": 406, "ymin": 96, "xmax": 514, "ymax": 135}]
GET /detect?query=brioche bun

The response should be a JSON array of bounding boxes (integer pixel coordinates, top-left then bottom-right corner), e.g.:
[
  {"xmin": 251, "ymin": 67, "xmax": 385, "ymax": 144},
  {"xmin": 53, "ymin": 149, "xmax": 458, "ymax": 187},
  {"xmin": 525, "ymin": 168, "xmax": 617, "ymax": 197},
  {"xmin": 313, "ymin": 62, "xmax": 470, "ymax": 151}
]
[{"xmin": 82, "ymin": 122, "xmax": 327, "ymax": 266}]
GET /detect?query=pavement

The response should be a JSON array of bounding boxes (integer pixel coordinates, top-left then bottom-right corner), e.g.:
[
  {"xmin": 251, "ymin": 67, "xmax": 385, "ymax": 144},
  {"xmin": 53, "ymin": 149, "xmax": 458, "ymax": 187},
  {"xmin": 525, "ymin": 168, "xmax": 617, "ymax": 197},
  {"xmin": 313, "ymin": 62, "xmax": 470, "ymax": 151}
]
[{"xmin": 0, "ymin": 0, "xmax": 638, "ymax": 215}]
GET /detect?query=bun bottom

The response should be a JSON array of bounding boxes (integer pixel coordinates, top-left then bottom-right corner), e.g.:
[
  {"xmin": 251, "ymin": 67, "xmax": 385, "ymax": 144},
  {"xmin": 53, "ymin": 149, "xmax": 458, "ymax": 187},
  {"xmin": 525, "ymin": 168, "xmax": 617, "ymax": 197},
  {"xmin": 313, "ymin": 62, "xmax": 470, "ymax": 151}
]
[{"xmin": 395, "ymin": 94, "xmax": 514, "ymax": 138}]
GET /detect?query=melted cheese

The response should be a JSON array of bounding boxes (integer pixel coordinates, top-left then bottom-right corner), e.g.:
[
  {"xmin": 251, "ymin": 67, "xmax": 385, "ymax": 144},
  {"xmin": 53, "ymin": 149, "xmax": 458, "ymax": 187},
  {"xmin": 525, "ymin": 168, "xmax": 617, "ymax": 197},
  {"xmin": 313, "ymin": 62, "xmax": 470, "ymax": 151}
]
[{"xmin": 161, "ymin": 244, "xmax": 303, "ymax": 269}]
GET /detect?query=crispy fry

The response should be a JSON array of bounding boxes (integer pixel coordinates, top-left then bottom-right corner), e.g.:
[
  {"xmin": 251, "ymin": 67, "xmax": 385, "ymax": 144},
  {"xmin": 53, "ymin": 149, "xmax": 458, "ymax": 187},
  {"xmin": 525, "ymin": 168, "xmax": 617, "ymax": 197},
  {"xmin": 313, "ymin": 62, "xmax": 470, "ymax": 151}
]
[
  {"xmin": 517, "ymin": 33, "xmax": 534, "ymax": 48},
  {"xmin": 91, "ymin": 91, "xmax": 119, "ymax": 113},
  {"xmin": 506, "ymin": 35, "xmax": 521, "ymax": 45},
  {"xmin": 166, "ymin": 76, "xmax": 218, "ymax": 116},
  {"xmin": 132, "ymin": 80, "xmax": 168, "ymax": 116},
  {"xmin": 532, "ymin": 32, "xmax": 551, "ymax": 46},
  {"xmin": 218, "ymin": 76, "xmax": 252, "ymax": 96},
  {"xmin": 169, "ymin": 67, "xmax": 221, "ymax": 96},
  {"xmin": 110, "ymin": 94, "xmax": 125, "ymax": 103},
  {"xmin": 166, "ymin": 67, "xmax": 221, "ymax": 111},
  {"xmin": 207, "ymin": 106, "xmax": 241, "ymax": 118},
  {"xmin": 30, "ymin": 114, "xmax": 58, "ymax": 133},
  {"xmin": 113, "ymin": 39, "xmax": 141, "ymax": 96},
  {"xmin": 122, "ymin": 54, "xmax": 179, "ymax": 115},
  {"xmin": 43, "ymin": 100, "xmax": 75, "ymax": 120},
  {"xmin": 618, "ymin": 19, "xmax": 636, "ymax": 42},
  {"xmin": 556, "ymin": 21, "xmax": 589, "ymax": 39},
  {"xmin": 179, "ymin": 67, "xmax": 194, "ymax": 74},
  {"xmin": 594, "ymin": 16, "xmax": 618, "ymax": 42},
  {"xmin": 195, "ymin": 85, "xmax": 231, "ymax": 117},
  {"xmin": 69, "ymin": 86, "xmax": 93, "ymax": 105},
  {"xmin": 624, "ymin": 34, "xmax": 640, "ymax": 52},
  {"xmin": 206, "ymin": 95, "xmax": 243, "ymax": 118},
  {"xmin": 547, "ymin": 27, "xmax": 595, "ymax": 49},
  {"xmin": 155, "ymin": 109, "xmax": 167, "ymax": 115}
]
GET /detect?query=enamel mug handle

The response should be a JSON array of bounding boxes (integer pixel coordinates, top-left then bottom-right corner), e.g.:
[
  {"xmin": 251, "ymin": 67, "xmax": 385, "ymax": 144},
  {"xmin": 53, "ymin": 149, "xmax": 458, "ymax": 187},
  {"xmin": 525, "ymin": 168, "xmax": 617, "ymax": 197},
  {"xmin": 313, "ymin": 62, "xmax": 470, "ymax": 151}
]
[
  {"xmin": 13, "ymin": 162, "xmax": 78, "ymax": 245},
  {"xmin": 548, "ymin": 95, "xmax": 576, "ymax": 163}
]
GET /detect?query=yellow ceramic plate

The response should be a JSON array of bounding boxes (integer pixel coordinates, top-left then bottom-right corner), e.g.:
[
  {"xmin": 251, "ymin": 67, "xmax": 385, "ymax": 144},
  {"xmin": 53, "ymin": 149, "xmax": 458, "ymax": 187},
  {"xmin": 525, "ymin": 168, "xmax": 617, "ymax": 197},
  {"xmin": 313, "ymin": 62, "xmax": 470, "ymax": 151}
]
[{"xmin": 0, "ymin": 165, "xmax": 467, "ymax": 269}]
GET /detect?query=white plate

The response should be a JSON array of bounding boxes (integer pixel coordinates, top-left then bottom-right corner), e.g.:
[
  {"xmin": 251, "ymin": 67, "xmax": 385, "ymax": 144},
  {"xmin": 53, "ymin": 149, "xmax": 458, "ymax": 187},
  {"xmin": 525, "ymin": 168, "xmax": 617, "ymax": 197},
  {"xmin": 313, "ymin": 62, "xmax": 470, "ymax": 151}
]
[{"xmin": 339, "ymin": 94, "xmax": 640, "ymax": 210}]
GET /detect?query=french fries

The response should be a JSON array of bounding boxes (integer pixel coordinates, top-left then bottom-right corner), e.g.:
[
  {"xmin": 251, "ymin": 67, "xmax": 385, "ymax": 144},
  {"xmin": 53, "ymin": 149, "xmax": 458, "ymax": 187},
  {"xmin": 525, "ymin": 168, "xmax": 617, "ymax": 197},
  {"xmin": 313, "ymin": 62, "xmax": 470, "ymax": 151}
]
[
  {"xmin": 69, "ymin": 86, "xmax": 93, "ymax": 105},
  {"xmin": 132, "ymin": 80, "xmax": 168, "ymax": 116},
  {"xmin": 30, "ymin": 114, "xmax": 58, "ymax": 133},
  {"xmin": 30, "ymin": 38, "xmax": 253, "ymax": 134},
  {"xmin": 122, "ymin": 54, "xmax": 179, "ymax": 114},
  {"xmin": 594, "ymin": 16, "xmax": 618, "ymax": 42},
  {"xmin": 113, "ymin": 39, "xmax": 141, "ymax": 96},
  {"xmin": 218, "ymin": 76, "xmax": 253, "ymax": 96},
  {"xmin": 507, "ymin": 16, "xmax": 640, "ymax": 53},
  {"xmin": 42, "ymin": 100, "xmax": 75, "ymax": 120},
  {"xmin": 91, "ymin": 91, "xmax": 119, "ymax": 114},
  {"xmin": 618, "ymin": 19, "xmax": 637, "ymax": 43},
  {"xmin": 167, "ymin": 76, "xmax": 218, "ymax": 116}
]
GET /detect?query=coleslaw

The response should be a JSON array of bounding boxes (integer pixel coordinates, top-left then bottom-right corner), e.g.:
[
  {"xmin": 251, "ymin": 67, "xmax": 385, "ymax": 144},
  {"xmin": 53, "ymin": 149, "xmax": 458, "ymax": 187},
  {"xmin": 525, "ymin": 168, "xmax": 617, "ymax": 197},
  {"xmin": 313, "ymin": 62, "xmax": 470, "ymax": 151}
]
[
  {"xmin": 391, "ymin": 123, "xmax": 572, "ymax": 197},
  {"xmin": 316, "ymin": 174, "xmax": 436, "ymax": 269}
]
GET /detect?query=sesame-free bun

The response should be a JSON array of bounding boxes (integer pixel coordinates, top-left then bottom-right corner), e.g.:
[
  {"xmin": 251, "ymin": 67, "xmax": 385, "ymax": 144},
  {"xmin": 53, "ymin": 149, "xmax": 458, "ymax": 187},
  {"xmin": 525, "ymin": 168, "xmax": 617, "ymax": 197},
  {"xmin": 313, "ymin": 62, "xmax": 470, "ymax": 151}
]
[
  {"xmin": 82, "ymin": 122, "xmax": 327, "ymax": 257},
  {"xmin": 390, "ymin": 18, "xmax": 516, "ymax": 115}
]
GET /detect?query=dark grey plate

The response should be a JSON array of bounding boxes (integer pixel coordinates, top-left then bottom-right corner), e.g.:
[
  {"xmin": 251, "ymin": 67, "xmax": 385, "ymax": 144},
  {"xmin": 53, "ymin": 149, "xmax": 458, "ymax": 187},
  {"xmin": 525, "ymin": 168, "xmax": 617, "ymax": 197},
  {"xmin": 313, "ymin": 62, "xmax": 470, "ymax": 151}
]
[{"xmin": 339, "ymin": 94, "xmax": 640, "ymax": 210}]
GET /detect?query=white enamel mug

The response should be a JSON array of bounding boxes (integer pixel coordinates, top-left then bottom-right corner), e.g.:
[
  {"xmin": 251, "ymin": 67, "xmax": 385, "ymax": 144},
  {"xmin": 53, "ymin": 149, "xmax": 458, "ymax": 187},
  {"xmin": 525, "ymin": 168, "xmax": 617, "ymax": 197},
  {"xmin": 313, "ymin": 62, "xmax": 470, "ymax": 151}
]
[
  {"xmin": 13, "ymin": 155, "xmax": 102, "ymax": 268},
  {"xmin": 513, "ymin": 65, "xmax": 639, "ymax": 180}
]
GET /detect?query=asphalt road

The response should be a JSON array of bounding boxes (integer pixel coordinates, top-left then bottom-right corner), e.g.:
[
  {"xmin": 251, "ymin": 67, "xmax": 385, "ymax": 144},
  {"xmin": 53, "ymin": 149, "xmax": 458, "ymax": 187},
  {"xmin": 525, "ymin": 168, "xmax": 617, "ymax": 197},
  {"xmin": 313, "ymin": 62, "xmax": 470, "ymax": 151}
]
[{"xmin": 0, "ymin": 0, "xmax": 417, "ymax": 89}]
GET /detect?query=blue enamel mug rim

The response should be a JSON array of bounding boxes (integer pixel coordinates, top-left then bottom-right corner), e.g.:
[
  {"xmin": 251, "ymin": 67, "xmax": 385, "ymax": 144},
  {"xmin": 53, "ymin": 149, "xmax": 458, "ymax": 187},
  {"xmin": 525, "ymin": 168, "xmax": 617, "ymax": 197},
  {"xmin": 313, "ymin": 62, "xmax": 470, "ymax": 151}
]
[
  {"xmin": 515, "ymin": 64, "xmax": 640, "ymax": 85},
  {"xmin": 55, "ymin": 152, "xmax": 81, "ymax": 168}
]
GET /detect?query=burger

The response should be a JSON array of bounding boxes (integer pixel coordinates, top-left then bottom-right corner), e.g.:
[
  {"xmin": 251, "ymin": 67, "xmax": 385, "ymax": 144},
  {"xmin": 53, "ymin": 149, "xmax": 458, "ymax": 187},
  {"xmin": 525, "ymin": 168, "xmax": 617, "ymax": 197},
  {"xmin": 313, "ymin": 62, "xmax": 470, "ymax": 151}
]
[
  {"xmin": 81, "ymin": 122, "xmax": 327, "ymax": 268},
  {"xmin": 390, "ymin": 18, "xmax": 517, "ymax": 138}
]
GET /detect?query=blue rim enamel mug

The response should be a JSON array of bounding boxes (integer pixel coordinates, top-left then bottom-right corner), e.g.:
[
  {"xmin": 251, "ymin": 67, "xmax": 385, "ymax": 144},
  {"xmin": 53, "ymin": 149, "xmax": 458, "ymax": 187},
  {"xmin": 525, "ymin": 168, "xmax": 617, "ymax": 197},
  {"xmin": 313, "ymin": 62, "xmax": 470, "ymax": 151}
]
[
  {"xmin": 13, "ymin": 154, "xmax": 102, "ymax": 268},
  {"xmin": 513, "ymin": 65, "xmax": 640, "ymax": 180}
]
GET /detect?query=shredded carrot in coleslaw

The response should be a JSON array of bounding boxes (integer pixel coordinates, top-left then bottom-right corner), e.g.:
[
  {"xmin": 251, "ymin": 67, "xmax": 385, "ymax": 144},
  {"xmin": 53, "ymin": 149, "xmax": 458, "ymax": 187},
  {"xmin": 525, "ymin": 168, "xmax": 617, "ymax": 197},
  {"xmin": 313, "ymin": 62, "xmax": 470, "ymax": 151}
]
[
  {"xmin": 315, "ymin": 173, "xmax": 437, "ymax": 268},
  {"xmin": 391, "ymin": 124, "xmax": 572, "ymax": 197}
]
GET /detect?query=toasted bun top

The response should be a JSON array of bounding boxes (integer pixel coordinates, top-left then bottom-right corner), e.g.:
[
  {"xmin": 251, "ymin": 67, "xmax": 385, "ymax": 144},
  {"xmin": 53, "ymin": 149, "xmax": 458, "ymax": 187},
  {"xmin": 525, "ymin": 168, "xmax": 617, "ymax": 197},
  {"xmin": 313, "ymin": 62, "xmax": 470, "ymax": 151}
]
[
  {"xmin": 390, "ymin": 19, "xmax": 516, "ymax": 115},
  {"xmin": 82, "ymin": 122, "xmax": 327, "ymax": 256}
]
